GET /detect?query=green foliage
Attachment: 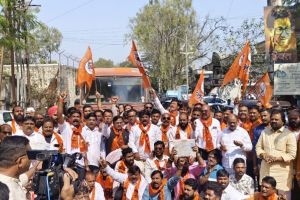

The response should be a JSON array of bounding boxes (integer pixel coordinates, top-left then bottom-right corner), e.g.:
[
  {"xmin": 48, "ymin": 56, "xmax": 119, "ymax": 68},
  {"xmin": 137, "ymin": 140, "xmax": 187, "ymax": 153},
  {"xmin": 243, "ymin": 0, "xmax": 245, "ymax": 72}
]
[
  {"xmin": 94, "ymin": 57, "xmax": 114, "ymax": 68},
  {"xmin": 128, "ymin": 0, "xmax": 225, "ymax": 91},
  {"xmin": 118, "ymin": 60, "xmax": 135, "ymax": 67}
]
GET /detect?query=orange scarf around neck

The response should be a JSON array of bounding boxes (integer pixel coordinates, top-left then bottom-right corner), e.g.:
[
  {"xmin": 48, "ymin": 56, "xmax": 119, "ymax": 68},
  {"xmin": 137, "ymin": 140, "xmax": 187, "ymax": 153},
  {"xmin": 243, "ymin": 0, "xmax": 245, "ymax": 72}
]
[
  {"xmin": 118, "ymin": 160, "xmax": 128, "ymax": 174},
  {"xmin": 111, "ymin": 127, "xmax": 125, "ymax": 151},
  {"xmin": 179, "ymin": 172, "xmax": 191, "ymax": 196},
  {"xmin": 160, "ymin": 125, "xmax": 169, "ymax": 143},
  {"xmin": 154, "ymin": 158, "xmax": 168, "ymax": 171},
  {"xmin": 221, "ymin": 121, "xmax": 227, "ymax": 130},
  {"xmin": 122, "ymin": 176, "xmax": 141, "ymax": 200},
  {"xmin": 193, "ymin": 192, "xmax": 201, "ymax": 200},
  {"xmin": 90, "ymin": 187, "xmax": 95, "ymax": 200},
  {"xmin": 96, "ymin": 174, "xmax": 113, "ymax": 194},
  {"xmin": 71, "ymin": 125, "xmax": 86, "ymax": 152},
  {"xmin": 170, "ymin": 111, "xmax": 178, "ymax": 126},
  {"xmin": 201, "ymin": 117, "xmax": 214, "ymax": 152},
  {"xmin": 149, "ymin": 179, "xmax": 167, "ymax": 199},
  {"xmin": 176, "ymin": 124, "xmax": 192, "ymax": 139},
  {"xmin": 256, "ymin": 192, "xmax": 277, "ymax": 200},
  {"xmin": 11, "ymin": 119, "xmax": 17, "ymax": 134},
  {"xmin": 139, "ymin": 123, "xmax": 151, "ymax": 154}
]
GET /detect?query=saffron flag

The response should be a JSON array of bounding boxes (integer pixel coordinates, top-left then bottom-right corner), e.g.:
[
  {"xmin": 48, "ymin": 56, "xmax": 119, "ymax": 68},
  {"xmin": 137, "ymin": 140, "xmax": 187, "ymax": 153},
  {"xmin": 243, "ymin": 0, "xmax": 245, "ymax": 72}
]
[
  {"xmin": 249, "ymin": 73, "xmax": 272, "ymax": 108},
  {"xmin": 189, "ymin": 69, "xmax": 204, "ymax": 106},
  {"xmin": 128, "ymin": 40, "xmax": 151, "ymax": 88},
  {"xmin": 76, "ymin": 46, "xmax": 95, "ymax": 90},
  {"xmin": 222, "ymin": 41, "xmax": 251, "ymax": 96}
]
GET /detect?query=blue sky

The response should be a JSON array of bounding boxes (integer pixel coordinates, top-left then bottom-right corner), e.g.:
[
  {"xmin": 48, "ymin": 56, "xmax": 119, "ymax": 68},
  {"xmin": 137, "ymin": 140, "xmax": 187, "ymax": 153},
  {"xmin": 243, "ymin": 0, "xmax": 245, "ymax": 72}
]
[{"xmin": 34, "ymin": 0, "xmax": 267, "ymax": 65}]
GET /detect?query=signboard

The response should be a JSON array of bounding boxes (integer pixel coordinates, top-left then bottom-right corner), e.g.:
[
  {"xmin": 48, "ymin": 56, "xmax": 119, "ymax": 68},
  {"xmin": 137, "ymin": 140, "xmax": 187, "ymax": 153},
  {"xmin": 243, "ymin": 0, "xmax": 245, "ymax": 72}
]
[
  {"xmin": 170, "ymin": 139, "xmax": 196, "ymax": 158},
  {"xmin": 264, "ymin": 6, "xmax": 298, "ymax": 63},
  {"xmin": 274, "ymin": 63, "xmax": 300, "ymax": 95}
]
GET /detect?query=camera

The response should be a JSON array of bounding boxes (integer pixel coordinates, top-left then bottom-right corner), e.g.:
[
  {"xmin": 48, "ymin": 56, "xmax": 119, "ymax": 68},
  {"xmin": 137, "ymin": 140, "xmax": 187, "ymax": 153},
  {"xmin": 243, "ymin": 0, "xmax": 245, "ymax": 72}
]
[{"xmin": 27, "ymin": 150, "xmax": 82, "ymax": 200}]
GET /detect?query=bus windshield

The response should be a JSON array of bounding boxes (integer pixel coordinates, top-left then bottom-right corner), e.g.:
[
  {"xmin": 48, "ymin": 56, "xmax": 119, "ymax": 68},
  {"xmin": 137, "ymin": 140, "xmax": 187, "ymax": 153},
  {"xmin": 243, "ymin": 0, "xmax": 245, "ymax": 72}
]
[{"xmin": 87, "ymin": 76, "xmax": 144, "ymax": 103}]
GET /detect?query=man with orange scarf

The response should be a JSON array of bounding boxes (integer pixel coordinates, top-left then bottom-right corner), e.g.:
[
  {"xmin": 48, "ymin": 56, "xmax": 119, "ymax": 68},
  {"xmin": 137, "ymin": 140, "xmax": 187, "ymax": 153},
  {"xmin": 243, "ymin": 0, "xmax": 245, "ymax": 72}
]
[
  {"xmin": 85, "ymin": 171, "xmax": 105, "ymax": 200},
  {"xmin": 164, "ymin": 146, "xmax": 206, "ymax": 200},
  {"xmin": 128, "ymin": 110, "xmax": 162, "ymax": 161},
  {"xmin": 149, "ymin": 89, "xmax": 181, "ymax": 126},
  {"xmin": 104, "ymin": 116, "xmax": 130, "ymax": 156},
  {"xmin": 57, "ymin": 92, "xmax": 88, "ymax": 180},
  {"xmin": 7, "ymin": 105, "xmax": 24, "ymax": 134},
  {"xmin": 42, "ymin": 118, "xmax": 64, "ymax": 152},
  {"xmin": 99, "ymin": 158, "xmax": 148, "ymax": 200},
  {"xmin": 142, "ymin": 167, "xmax": 183, "ymax": 200},
  {"xmin": 179, "ymin": 178, "xmax": 201, "ymax": 200},
  {"xmin": 159, "ymin": 113, "xmax": 176, "ymax": 154},
  {"xmin": 194, "ymin": 105, "xmax": 221, "ymax": 160},
  {"xmin": 248, "ymin": 176, "xmax": 280, "ymax": 200},
  {"xmin": 96, "ymin": 168, "xmax": 114, "ymax": 199},
  {"xmin": 144, "ymin": 141, "xmax": 169, "ymax": 183}
]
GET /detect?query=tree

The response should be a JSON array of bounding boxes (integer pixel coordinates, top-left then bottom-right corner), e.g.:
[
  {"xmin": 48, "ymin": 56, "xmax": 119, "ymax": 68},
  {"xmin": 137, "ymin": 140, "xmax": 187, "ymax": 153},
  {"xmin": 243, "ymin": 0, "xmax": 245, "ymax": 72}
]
[
  {"xmin": 94, "ymin": 57, "xmax": 114, "ymax": 68},
  {"xmin": 128, "ymin": 0, "xmax": 225, "ymax": 91},
  {"xmin": 29, "ymin": 23, "xmax": 63, "ymax": 63},
  {"xmin": 118, "ymin": 60, "xmax": 135, "ymax": 67}
]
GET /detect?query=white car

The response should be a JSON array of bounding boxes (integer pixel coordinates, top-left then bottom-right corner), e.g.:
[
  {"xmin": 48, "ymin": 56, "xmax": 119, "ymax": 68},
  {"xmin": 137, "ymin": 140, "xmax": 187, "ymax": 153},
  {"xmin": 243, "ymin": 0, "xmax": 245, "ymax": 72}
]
[
  {"xmin": 0, "ymin": 110, "xmax": 12, "ymax": 124},
  {"xmin": 202, "ymin": 96, "xmax": 228, "ymax": 106}
]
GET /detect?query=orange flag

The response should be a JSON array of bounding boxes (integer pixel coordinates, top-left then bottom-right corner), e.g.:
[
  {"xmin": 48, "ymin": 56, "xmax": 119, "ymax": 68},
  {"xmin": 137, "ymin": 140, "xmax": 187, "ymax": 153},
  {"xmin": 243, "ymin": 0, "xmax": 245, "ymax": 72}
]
[
  {"xmin": 249, "ymin": 73, "xmax": 272, "ymax": 108},
  {"xmin": 222, "ymin": 41, "xmax": 251, "ymax": 96},
  {"xmin": 189, "ymin": 69, "xmax": 204, "ymax": 106},
  {"xmin": 76, "ymin": 46, "xmax": 95, "ymax": 90},
  {"xmin": 128, "ymin": 40, "xmax": 151, "ymax": 88}
]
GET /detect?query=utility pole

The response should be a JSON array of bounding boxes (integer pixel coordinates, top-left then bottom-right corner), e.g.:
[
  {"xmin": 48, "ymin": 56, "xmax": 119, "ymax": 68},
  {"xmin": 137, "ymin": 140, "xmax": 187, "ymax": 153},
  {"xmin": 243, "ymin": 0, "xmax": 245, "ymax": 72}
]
[{"xmin": 58, "ymin": 50, "xmax": 65, "ymax": 93}]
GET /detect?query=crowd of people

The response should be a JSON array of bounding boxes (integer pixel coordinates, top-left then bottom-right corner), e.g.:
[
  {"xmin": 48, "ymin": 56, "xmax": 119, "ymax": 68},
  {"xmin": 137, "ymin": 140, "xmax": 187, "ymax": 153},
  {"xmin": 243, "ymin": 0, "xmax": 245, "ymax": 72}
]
[{"xmin": 0, "ymin": 88, "xmax": 300, "ymax": 200}]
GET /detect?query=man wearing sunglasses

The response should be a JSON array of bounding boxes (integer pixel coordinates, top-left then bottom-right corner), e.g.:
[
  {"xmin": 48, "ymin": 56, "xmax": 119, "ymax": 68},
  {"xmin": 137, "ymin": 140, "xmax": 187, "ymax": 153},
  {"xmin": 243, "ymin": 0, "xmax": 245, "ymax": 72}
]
[{"xmin": 160, "ymin": 113, "xmax": 176, "ymax": 154}]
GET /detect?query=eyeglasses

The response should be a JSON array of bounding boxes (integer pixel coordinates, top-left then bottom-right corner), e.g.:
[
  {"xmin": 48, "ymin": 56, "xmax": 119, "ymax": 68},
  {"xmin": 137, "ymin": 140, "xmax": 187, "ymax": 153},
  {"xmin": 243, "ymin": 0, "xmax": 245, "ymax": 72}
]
[
  {"xmin": 145, "ymin": 107, "xmax": 153, "ymax": 109},
  {"xmin": 162, "ymin": 117, "xmax": 171, "ymax": 120}
]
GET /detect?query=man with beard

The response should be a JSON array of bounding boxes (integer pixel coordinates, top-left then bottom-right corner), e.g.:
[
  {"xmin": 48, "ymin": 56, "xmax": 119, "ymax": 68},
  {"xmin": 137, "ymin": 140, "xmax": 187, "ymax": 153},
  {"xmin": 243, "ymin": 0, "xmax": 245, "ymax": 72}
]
[
  {"xmin": 47, "ymin": 105, "xmax": 59, "ymax": 132},
  {"xmin": 144, "ymin": 141, "xmax": 169, "ymax": 183},
  {"xmin": 142, "ymin": 167, "xmax": 182, "ymax": 200},
  {"xmin": 179, "ymin": 178, "xmax": 201, "ymax": 200},
  {"xmin": 7, "ymin": 105, "xmax": 24, "ymax": 134},
  {"xmin": 287, "ymin": 109, "xmax": 300, "ymax": 140},
  {"xmin": 194, "ymin": 104, "xmax": 221, "ymax": 160},
  {"xmin": 150, "ymin": 89, "xmax": 181, "ymax": 126},
  {"xmin": 82, "ymin": 105, "xmax": 93, "ymax": 120},
  {"xmin": 160, "ymin": 112, "xmax": 176, "ymax": 154},
  {"xmin": 219, "ymin": 114, "xmax": 252, "ymax": 174},
  {"xmin": 256, "ymin": 110, "xmax": 296, "ymax": 200},
  {"xmin": 191, "ymin": 108, "xmax": 201, "ymax": 122},
  {"xmin": 15, "ymin": 116, "xmax": 47, "ymax": 150},
  {"xmin": 144, "ymin": 102, "xmax": 154, "ymax": 113},
  {"xmin": 103, "ymin": 116, "xmax": 130, "ymax": 156},
  {"xmin": 229, "ymin": 158, "xmax": 254, "ymax": 198},
  {"xmin": 169, "ymin": 113, "xmax": 193, "ymax": 151},
  {"xmin": 82, "ymin": 112, "xmax": 105, "ymax": 173},
  {"xmin": 42, "ymin": 118, "xmax": 64, "ymax": 152},
  {"xmin": 99, "ymin": 158, "xmax": 148, "ymax": 200},
  {"xmin": 203, "ymin": 181, "xmax": 223, "ymax": 200},
  {"xmin": 165, "ymin": 146, "xmax": 205, "ymax": 199},
  {"xmin": 129, "ymin": 110, "xmax": 161, "ymax": 161},
  {"xmin": 57, "ymin": 92, "xmax": 87, "ymax": 180},
  {"xmin": 34, "ymin": 113, "xmax": 44, "ymax": 134},
  {"xmin": 0, "ymin": 124, "xmax": 12, "ymax": 143},
  {"xmin": 216, "ymin": 169, "xmax": 244, "ymax": 200},
  {"xmin": 252, "ymin": 109, "xmax": 271, "ymax": 178},
  {"xmin": 85, "ymin": 171, "xmax": 105, "ymax": 200},
  {"xmin": 151, "ymin": 109, "xmax": 161, "ymax": 126}
]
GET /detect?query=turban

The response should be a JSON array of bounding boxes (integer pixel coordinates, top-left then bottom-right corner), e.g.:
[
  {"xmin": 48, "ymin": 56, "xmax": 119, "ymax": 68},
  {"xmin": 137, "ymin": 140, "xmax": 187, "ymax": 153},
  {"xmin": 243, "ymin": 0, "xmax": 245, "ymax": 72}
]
[{"xmin": 48, "ymin": 106, "xmax": 58, "ymax": 117}]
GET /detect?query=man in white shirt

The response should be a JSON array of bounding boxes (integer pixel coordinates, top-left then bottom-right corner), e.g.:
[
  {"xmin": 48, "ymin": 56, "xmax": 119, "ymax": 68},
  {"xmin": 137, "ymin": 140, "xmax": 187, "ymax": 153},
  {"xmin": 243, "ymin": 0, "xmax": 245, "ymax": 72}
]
[
  {"xmin": 85, "ymin": 171, "xmax": 105, "ymax": 200},
  {"xmin": 169, "ymin": 113, "xmax": 193, "ymax": 146},
  {"xmin": 216, "ymin": 169, "xmax": 244, "ymax": 200},
  {"xmin": 82, "ymin": 112, "xmax": 105, "ymax": 173},
  {"xmin": 159, "ymin": 112, "xmax": 176, "ymax": 154},
  {"xmin": 219, "ymin": 114, "xmax": 252, "ymax": 174},
  {"xmin": 42, "ymin": 118, "xmax": 64, "ymax": 152},
  {"xmin": 57, "ymin": 92, "xmax": 87, "ymax": 179},
  {"xmin": 15, "ymin": 116, "xmax": 48, "ymax": 150},
  {"xmin": 194, "ymin": 104, "xmax": 222, "ymax": 160},
  {"xmin": 229, "ymin": 158, "xmax": 254, "ymax": 198},
  {"xmin": 7, "ymin": 105, "xmax": 24, "ymax": 134},
  {"xmin": 129, "ymin": 110, "xmax": 161, "ymax": 161},
  {"xmin": 99, "ymin": 158, "xmax": 147, "ymax": 200},
  {"xmin": 0, "ymin": 136, "xmax": 31, "ymax": 200},
  {"xmin": 144, "ymin": 141, "xmax": 169, "ymax": 182}
]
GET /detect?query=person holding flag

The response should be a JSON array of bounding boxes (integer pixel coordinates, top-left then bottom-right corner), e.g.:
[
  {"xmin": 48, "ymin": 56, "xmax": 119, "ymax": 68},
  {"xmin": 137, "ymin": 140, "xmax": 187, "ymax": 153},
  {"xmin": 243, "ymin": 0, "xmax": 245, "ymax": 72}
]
[{"xmin": 189, "ymin": 70, "xmax": 205, "ymax": 107}]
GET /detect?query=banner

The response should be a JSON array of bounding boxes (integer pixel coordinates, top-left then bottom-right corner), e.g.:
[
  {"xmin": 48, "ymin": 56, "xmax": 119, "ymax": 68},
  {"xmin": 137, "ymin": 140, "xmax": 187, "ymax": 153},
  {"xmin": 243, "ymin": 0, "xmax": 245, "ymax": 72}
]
[
  {"xmin": 274, "ymin": 63, "xmax": 300, "ymax": 95},
  {"xmin": 264, "ymin": 6, "xmax": 298, "ymax": 63}
]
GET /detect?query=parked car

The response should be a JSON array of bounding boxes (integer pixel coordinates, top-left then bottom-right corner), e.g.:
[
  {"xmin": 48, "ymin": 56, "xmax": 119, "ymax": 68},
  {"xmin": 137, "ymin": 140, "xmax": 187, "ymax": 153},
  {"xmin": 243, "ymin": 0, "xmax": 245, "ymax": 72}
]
[{"xmin": 0, "ymin": 110, "xmax": 12, "ymax": 124}]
